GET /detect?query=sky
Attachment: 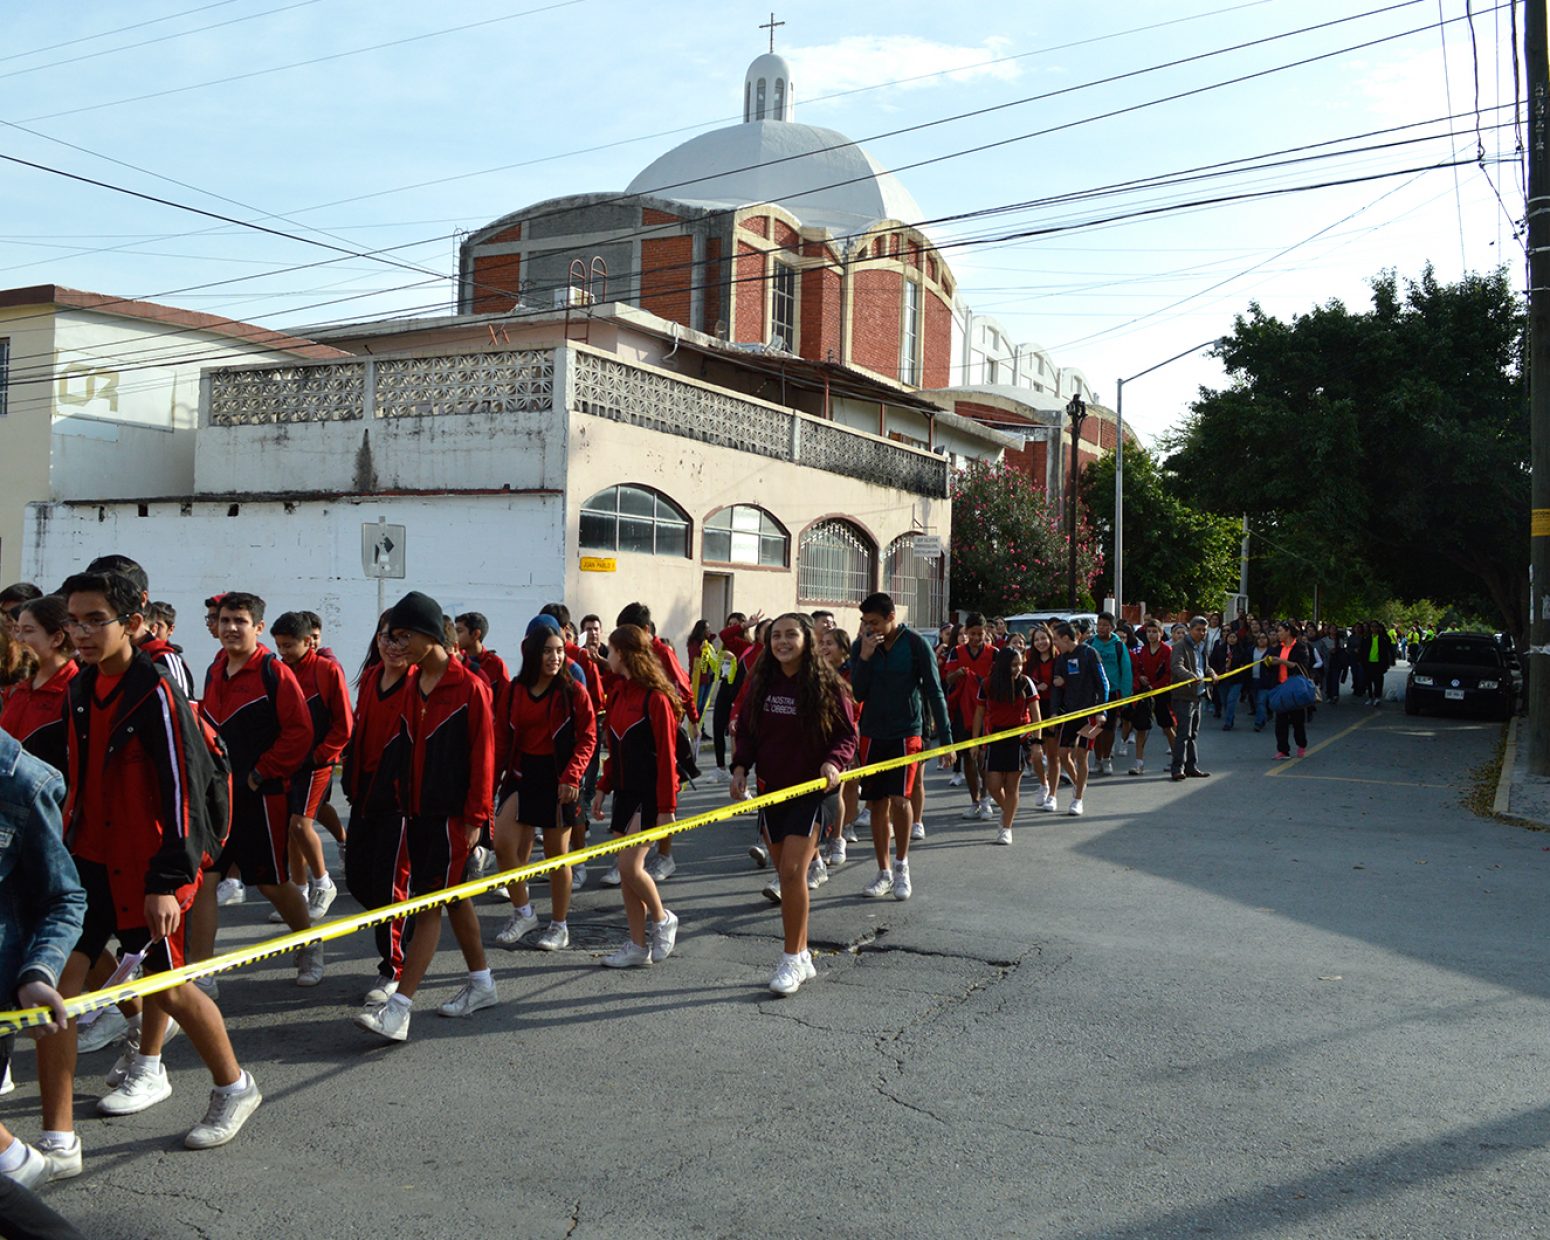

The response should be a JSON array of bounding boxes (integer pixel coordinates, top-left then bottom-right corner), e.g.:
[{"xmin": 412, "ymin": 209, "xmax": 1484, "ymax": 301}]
[{"xmin": 0, "ymin": 0, "xmax": 1527, "ymax": 446}]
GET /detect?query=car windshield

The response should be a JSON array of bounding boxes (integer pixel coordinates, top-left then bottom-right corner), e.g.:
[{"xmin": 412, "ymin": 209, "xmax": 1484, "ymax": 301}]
[{"xmin": 1420, "ymin": 641, "xmax": 1499, "ymax": 668}]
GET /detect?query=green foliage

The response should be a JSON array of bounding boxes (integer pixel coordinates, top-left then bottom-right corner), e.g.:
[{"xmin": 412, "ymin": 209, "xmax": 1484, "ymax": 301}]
[
  {"xmin": 1165, "ymin": 266, "xmax": 1527, "ymax": 633},
  {"xmin": 1080, "ymin": 446, "xmax": 1243, "ymax": 613},
  {"xmin": 949, "ymin": 460, "xmax": 1103, "ymax": 615}
]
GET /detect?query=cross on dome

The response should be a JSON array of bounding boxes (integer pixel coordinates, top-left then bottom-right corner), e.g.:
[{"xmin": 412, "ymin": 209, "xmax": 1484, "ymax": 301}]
[{"xmin": 759, "ymin": 11, "xmax": 784, "ymax": 53}]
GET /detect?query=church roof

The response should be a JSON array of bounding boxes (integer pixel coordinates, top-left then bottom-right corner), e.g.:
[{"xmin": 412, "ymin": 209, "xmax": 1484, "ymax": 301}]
[{"xmin": 625, "ymin": 119, "xmax": 923, "ymax": 238}]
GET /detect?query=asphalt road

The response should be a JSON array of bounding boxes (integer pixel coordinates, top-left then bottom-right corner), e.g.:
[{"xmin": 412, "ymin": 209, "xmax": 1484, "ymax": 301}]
[{"xmin": 11, "ymin": 670, "xmax": 1549, "ymax": 1239}]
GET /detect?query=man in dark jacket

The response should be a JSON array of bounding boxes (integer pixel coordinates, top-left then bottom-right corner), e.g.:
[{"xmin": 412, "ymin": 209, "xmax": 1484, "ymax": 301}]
[{"xmin": 1169, "ymin": 616, "xmax": 1216, "ymax": 781}]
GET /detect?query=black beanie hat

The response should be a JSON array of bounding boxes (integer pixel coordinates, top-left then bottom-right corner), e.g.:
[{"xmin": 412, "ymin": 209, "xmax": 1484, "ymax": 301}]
[{"xmin": 387, "ymin": 591, "xmax": 444, "ymax": 641}]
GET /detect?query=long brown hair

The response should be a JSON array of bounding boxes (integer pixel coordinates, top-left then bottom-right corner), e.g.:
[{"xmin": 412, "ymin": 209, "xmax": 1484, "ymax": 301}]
[
  {"xmin": 608, "ymin": 625, "xmax": 683, "ymax": 717},
  {"xmin": 742, "ymin": 612, "xmax": 848, "ymax": 744}
]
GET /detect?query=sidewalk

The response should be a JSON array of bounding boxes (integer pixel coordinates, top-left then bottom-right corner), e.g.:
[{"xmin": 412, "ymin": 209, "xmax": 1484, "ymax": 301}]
[{"xmin": 1494, "ymin": 714, "xmax": 1550, "ymax": 827}]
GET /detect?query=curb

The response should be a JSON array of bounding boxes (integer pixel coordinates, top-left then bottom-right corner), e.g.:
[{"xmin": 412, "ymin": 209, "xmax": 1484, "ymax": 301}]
[{"xmin": 1492, "ymin": 715, "xmax": 1518, "ymax": 817}]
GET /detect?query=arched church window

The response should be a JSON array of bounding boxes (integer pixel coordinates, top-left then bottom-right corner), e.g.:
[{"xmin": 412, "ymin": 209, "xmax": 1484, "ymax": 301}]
[
  {"xmin": 580, "ymin": 484, "xmax": 690, "ymax": 557},
  {"xmin": 756, "ymin": 78, "xmax": 767, "ymax": 120},
  {"xmin": 798, "ymin": 519, "xmax": 875, "ymax": 605}
]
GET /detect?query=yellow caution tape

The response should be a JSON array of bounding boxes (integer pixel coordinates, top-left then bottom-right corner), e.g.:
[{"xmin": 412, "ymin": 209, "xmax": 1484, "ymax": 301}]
[{"xmin": 0, "ymin": 663, "xmax": 1252, "ymax": 1033}]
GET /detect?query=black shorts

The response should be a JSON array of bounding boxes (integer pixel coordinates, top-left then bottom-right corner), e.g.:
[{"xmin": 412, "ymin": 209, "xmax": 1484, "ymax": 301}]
[
  {"xmin": 857, "ymin": 736, "xmax": 923, "ymax": 802},
  {"xmin": 1100, "ymin": 691, "xmax": 1121, "ymax": 732},
  {"xmin": 610, "ymin": 790, "xmax": 660, "ymax": 836},
  {"xmin": 213, "ymin": 786, "xmax": 290, "ymax": 886},
  {"xmin": 759, "ymin": 789, "xmax": 836, "ymax": 843},
  {"xmin": 398, "ymin": 815, "xmax": 470, "ymax": 897},
  {"xmin": 1059, "ymin": 716, "xmax": 1101, "ymax": 750},
  {"xmin": 499, "ymin": 753, "xmax": 582, "ymax": 830},
  {"xmin": 72, "ymin": 859, "xmax": 189, "ymax": 973},
  {"xmin": 984, "ymin": 737, "xmax": 1024, "ymax": 773}
]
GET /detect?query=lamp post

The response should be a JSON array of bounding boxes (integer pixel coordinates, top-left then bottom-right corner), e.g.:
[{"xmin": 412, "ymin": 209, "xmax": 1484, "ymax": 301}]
[
  {"xmin": 1113, "ymin": 338, "xmax": 1222, "ymax": 616},
  {"xmin": 1066, "ymin": 393, "xmax": 1088, "ymax": 610}
]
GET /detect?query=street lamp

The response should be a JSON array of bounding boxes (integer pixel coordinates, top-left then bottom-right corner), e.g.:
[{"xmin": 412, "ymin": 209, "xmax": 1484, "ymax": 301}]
[
  {"xmin": 1113, "ymin": 338, "xmax": 1221, "ymax": 616},
  {"xmin": 1066, "ymin": 392, "xmax": 1088, "ymax": 610}
]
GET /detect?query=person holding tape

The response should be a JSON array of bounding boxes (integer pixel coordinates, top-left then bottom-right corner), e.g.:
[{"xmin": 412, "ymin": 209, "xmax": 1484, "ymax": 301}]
[
  {"xmin": 590, "ymin": 625, "xmax": 682, "ymax": 968},
  {"xmin": 730, "ymin": 613, "xmax": 856, "ymax": 996},
  {"xmin": 491, "ymin": 615, "xmax": 597, "ymax": 953},
  {"xmin": 1168, "ymin": 616, "xmax": 1217, "ymax": 781},
  {"xmin": 850, "ymin": 593, "xmax": 952, "ymax": 902},
  {"xmin": 35, "ymin": 571, "xmax": 263, "ymax": 1159},
  {"xmin": 354, "ymin": 591, "xmax": 498, "ymax": 1043}
]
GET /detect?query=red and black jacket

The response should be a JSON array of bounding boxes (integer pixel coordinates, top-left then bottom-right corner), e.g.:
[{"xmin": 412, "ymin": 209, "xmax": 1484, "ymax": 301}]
[
  {"xmin": 597, "ymin": 680, "xmax": 678, "ymax": 815},
  {"xmin": 466, "ymin": 648, "xmax": 511, "ymax": 698},
  {"xmin": 0, "ymin": 660, "xmax": 77, "ymax": 775},
  {"xmin": 288, "ymin": 648, "xmax": 354, "ymax": 773},
  {"xmin": 201, "ymin": 644, "xmax": 312, "ymax": 791},
  {"xmin": 396, "ymin": 657, "xmax": 494, "ymax": 828},
  {"xmin": 63, "ymin": 653, "xmax": 207, "ymax": 923},
  {"xmin": 343, "ymin": 665, "xmax": 413, "ymax": 813},
  {"xmin": 494, "ymin": 672, "xmax": 598, "ymax": 791},
  {"xmin": 139, "ymin": 637, "xmax": 194, "ymax": 699}
]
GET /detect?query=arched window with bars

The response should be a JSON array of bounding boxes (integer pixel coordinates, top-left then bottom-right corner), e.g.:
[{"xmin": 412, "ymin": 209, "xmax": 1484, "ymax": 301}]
[
  {"xmin": 885, "ymin": 533, "xmax": 946, "ymax": 628},
  {"xmin": 797, "ymin": 518, "xmax": 875, "ymax": 605}
]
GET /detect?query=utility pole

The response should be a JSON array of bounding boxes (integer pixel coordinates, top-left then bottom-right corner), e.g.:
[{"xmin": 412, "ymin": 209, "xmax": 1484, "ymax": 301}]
[
  {"xmin": 1528, "ymin": 0, "xmax": 1550, "ymax": 773},
  {"xmin": 1066, "ymin": 394, "xmax": 1088, "ymax": 610}
]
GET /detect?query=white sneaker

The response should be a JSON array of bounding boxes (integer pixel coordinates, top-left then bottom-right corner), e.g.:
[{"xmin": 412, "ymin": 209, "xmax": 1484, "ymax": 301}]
[
  {"xmin": 572, "ymin": 863, "xmax": 587, "ymax": 889},
  {"xmin": 827, "ymin": 838, "xmax": 848, "ymax": 867},
  {"xmin": 98, "ymin": 1059, "xmax": 172, "ymax": 1116},
  {"xmin": 355, "ymin": 1001, "xmax": 410, "ymax": 1042},
  {"xmin": 649, "ymin": 853, "xmax": 677, "ymax": 881},
  {"xmin": 536, "ymin": 922, "xmax": 569, "ymax": 951},
  {"xmin": 749, "ymin": 843, "xmax": 769, "ymax": 869},
  {"xmin": 1040, "ymin": 793, "xmax": 1058, "ymax": 813},
  {"xmin": 437, "ymin": 979, "xmax": 498, "ymax": 1018},
  {"xmin": 910, "ymin": 821, "xmax": 926, "ymax": 841},
  {"xmin": 106, "ymin": 1019, "xmax": 181, "ymax": 1088},
  {"xmin": 267, "ymin": 908, "xmax": 285, "ymax": 924},
  {"xmin": 1, "ymin": 1141, "xmax": 47, "ymax": 1189},
  {"xmin": 761, "ymin": 874, "xmax": 783, "ymax": 904},
  {"xmin": 807, "ymin": 855, "xmax": 829, "ymax": 889},
  {"xmin": 0, "ymin": 1061, "xmax": 11, "ymax": 1095},
  {"xmin": 496, "ymin": 909, "xmax": 539, "ymax": 947},
  {"xmin": 960, "ymin": 803, "xmax": 984, "ymax": 821},
  {"xmin": 295, "ymin": 942, "xmax": 324, "ymax": 987},
  {"xmin": 649, "ymin": 910, "xmax": 680, "ymax": 963},
  {"xmin": 948, "ymin": 772, "xmax": 965, "ymax": 787},
  {"xmin": 891, "ymin": 858, "xmax": 912, "ymax": 901},
  {"xmin": 77, "ymin": 1005, "xmax": 129, "ymax": 1054},
  {"xmin": 995, "ymin": 827, "xmax": 1013, "ymax": 846},
  {"xmin": 855, "ymin": 808, "xmax": 871, "ymax": 829},
  {"xmin": 1100, "ymin": 758, "xmax": 1114, "ymax": 776},
  {"xmin": 184, "ymin": 1073, "xmax": 262, "ymax": 1149},
  {"xmin": 467, "ymin": 845, "xmax": 493, "ymax": 878},
  {"xmin": 768, "ymin": 951, "xmax": 817, "ymax": 997},
  {"xmin": 36, "ymin": 1132, "xmax": 81, "ymax": 1181},
  {"xmin": 1129, "ymin": 762, "xmax": 1144, "ymax": 776},
  {"xmin": 363, "ymin": 977, "xmax": 398, "ymax": 1006},
  {"xmin": 842, "ymin": 821, "xmax": 859, "ymax": 843},
  {"xmin": 601, "ymin": 940, "xmax": 652, "ymax": 968},
  {"xmin": 600, "ymin": 863, "xmax": 623, "ymax": 887},
  {"xmin": 306, "ymin": 879, "xmax": 338, "ymax": 921},
  {"xmin": 976, "ymin": 800, "xmax": 995, "ymax": 820},
  {"xmin": 215, "ymin": 878, "xmax": 246, "ymax": 907},
  {"xmin": 861, "ymin": 869, "xmax": 893, "ymax": 899},
  {"xmin": 1068, "ymin": 798, "xmax": 1084, "ymax": 817}
]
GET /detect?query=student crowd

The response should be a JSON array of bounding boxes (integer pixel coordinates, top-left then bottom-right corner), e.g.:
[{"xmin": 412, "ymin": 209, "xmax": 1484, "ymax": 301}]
[{"xmin": 0, "ymin": 562, "xmax": 1403, "ymax": 1221}]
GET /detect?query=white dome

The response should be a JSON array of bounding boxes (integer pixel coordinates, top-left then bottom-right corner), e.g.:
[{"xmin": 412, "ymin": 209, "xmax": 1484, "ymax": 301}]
[
  {"xmin": 744, "ymin": 53, "xmax": 794, "ymax": 122},
  {"xmin": 626, "ymin": 120, "xmax": 922, "ymax": 236}
]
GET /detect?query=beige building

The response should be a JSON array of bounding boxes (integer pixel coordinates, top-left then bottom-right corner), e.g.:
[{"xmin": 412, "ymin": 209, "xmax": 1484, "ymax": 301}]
[{"xmin": 0, "ymin": 285, "xmax": 341, "ymax": 585}]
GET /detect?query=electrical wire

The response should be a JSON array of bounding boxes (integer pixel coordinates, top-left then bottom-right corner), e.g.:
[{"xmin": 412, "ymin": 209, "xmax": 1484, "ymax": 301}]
[
  {"xmin": 0, "ymin": 0, "xmax": 246, "ymax": 65},
  {"xmin": 1437, "ymin": 0, "xmax": 1471, "ymax": 270}
]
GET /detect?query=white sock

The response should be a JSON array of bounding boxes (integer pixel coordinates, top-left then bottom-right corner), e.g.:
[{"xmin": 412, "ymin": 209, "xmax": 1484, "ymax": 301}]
[
  {"xmin": 213, "ymin": 1070, "xmax": 250, "ymax": 1096},
  {"xmin": 469, "ymin": 968, "xmax": 493, "ymax": 988},
  {"xmin": 516, "ymin": 903, "xmax": 534, "ymax": 919},
  {"xmin": 550, "ymin": 919, "xmax": 567, "ymax": 930},
  {"xmin": 387, "ymin": 992, "xmax": 412, "ymax": 1012},
  {"xmin": 314, "ymin": 873, "xmax": 333, "ymax": 889},
  {"xmin": 0, "ymin": 1137, "xmax": 27, "ymax": 1172},
  {"xmin": 41, "ymin": 1130, "xmax": 74, "ymax": 1149},
  {"xmin": 132, "ymin": 1053, "xmax": 161, "ymax": 1073}
]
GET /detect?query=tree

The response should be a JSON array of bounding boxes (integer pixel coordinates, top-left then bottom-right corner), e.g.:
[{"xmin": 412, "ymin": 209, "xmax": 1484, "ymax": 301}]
[
  {"xmin": 1080, "ymin": 446, "xmax": 1243, "ymax": 614},
  {"xmin": 950, "ymin": 460, "xmax": 1103, "ymax": 615},
  {"xmin": 1165, "ymin": 266, "xmax": 1527, "ymax": 633}
]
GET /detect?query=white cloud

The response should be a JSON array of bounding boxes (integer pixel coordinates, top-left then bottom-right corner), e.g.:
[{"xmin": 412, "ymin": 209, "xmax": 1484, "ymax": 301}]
[{"xmin": 786, "ymin": 35, "xmax": 1021, "ymax": 103}]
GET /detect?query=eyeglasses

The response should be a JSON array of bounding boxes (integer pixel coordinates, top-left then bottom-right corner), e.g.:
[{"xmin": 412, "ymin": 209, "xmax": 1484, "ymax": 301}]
[
  {"xmin": 64, "ymin": 614, "xmax": 130, "ymax": 635},
  {"xmin": 380, "ymin": 632, "xmax": 412, "ymax": 648}
]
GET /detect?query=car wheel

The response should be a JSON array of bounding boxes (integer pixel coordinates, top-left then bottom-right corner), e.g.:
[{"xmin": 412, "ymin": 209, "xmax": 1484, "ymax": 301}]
[{"xmin": 1404, "ymin": 694, "xmax": 1420, "ymax": 717}]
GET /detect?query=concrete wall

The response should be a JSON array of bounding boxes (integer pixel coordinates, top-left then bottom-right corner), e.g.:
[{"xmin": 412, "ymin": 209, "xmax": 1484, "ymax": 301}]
[
  {"xmin": 0, "ymin": 308, "xmax": 54, "ymax": 584},
  {"xmin": 24, "ymin": 493, "xmax": 567, "ymax": 673}
]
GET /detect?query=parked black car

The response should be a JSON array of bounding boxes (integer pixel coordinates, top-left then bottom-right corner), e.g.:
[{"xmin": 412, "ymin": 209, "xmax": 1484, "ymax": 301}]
[{"xmin": 1405, "ymin": 632, "xmax": 1518, "ymax": 720}]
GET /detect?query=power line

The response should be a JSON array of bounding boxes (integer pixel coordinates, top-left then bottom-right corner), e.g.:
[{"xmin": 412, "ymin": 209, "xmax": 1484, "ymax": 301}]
[
  {"xmin": 0, "ymin": 0, "xmax": 246, "ymax": 65},
  {"xmin": 1437, "ymin": 0, "xmax": 1471, "ymax": 270}
]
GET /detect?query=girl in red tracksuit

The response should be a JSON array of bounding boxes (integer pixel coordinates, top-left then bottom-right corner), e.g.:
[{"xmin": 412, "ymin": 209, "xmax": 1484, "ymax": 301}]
[
  {"xmin": 0, "ymin": 595, "xmax": 78, "ymax": 775},
  {"xmin": 1024, "ymin": 624, "xmax": 1061, "ymax": 811},
  {"xmin": 973, "ymin": 645, "xmax": 1041, "ymax": 844},
  {"xmin": 492, "ymin": 616, "xmax": 597, "ymax": 953},
  {"xmin": 341, "ymin": 613, "xmax": 415, "ymax": 999},
  {"xmin": 591, "ymin": 624, "xmax": 681, "ymax": 969}
]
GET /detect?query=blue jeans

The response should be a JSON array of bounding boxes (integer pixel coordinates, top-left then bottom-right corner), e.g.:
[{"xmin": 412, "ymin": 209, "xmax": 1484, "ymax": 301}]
[
  {"xmin": 1224, "ymin": 685, "xmax": 1241, "ymax": 727},
  {"xmin": 1253, "ymin": 685, "xmax": 1270, "ymax": 728}
]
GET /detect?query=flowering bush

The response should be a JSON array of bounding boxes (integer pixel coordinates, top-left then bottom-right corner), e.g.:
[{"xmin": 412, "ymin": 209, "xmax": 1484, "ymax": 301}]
[{"xmin": 949, "ymin": 461, "xmax": 1103, "ymax": 615}]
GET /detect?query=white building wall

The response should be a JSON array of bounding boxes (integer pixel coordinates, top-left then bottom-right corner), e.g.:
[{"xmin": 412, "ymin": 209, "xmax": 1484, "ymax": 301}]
[{"xmin": 24, "ymin": 494, "xmax": 566, "ymax": 671}]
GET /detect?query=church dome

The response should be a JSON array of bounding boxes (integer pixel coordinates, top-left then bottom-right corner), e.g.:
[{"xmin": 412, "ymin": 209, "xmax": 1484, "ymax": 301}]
[{"xmin": 626, "ymin": 119, "xmax": 923, "ymax": 237}]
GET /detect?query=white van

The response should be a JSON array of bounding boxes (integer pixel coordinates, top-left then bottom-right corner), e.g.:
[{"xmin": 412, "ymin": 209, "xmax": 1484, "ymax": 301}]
[{"xmin": 1004, "ymin": 611, "xmax": 1099, "ymax": 637}]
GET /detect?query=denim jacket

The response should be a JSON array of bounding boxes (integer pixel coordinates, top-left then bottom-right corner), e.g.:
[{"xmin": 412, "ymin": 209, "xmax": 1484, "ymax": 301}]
[{"xmin": 0, "ymin": 729, "xmax": 86, "ymax": 994}]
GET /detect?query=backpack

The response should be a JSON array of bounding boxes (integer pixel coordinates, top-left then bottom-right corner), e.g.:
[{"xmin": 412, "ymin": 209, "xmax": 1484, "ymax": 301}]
[
  {"xmin": 187, "ymin": 700, "xmax": 235, "ymax": 862},
  {"xmin": 675, "ymin": 717, "xmax": 701, "ymax": 784}
]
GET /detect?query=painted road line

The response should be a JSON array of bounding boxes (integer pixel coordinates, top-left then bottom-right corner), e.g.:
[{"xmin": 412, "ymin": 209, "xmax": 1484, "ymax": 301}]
[
  {"xmin": 1264, "ymin": 712, "xmax": 1375, "ymax": 776},
  {"xmin": 1279, "ymin": 773, "xmax": 1452, "ymax": 789}
]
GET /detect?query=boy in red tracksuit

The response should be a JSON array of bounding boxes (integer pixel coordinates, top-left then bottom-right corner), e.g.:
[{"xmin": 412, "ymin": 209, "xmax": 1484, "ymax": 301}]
[
  {"xmin": 354, "ymin": 591, "xmax": 496, "ymax": 1044},
  {"xmin": 943, "ymin": 613, "xmax": 997, "ymax": 821},
  {"xmin": 272, "ymin": 612, "xmax": 353, "ymax": 924},
  {"xmin": 455, "ymin": 611, "xmax": 510, "ymax": 698},
  {"xmin": 34, "ymin": 571, "xmax": 261, "ymax": 1166},
  {"xmin": 196, "ymin": 592, "xmax": 320, "ymax": 987}
]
